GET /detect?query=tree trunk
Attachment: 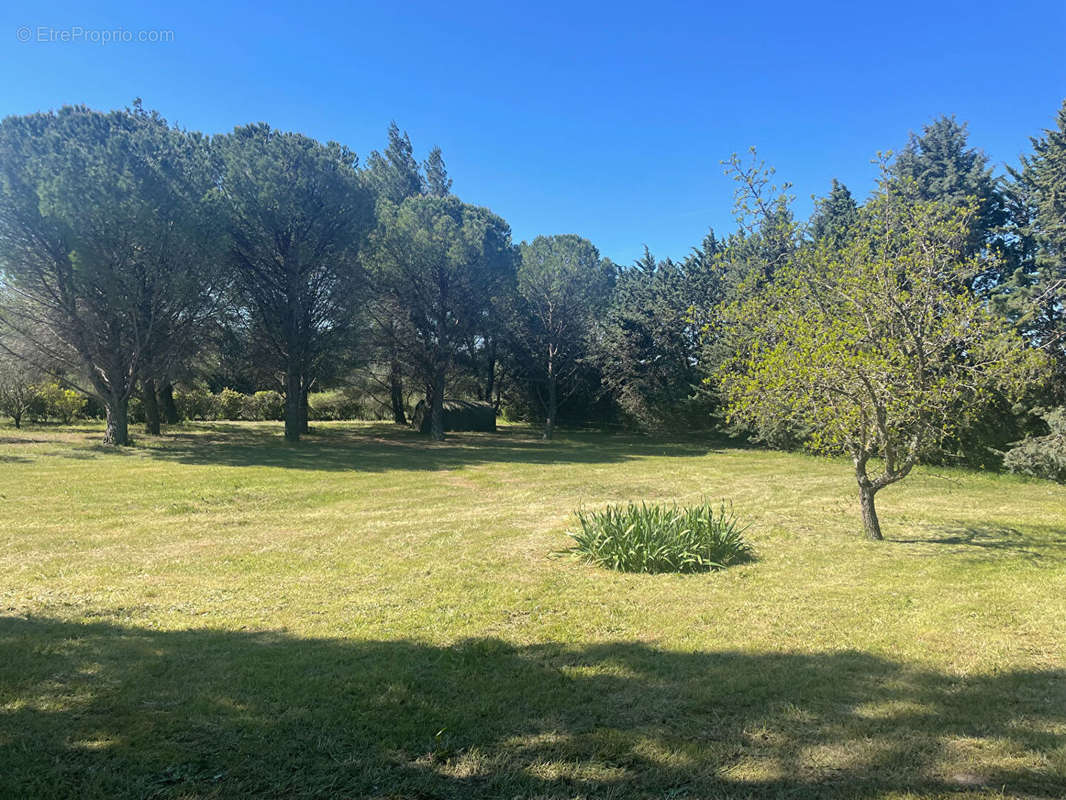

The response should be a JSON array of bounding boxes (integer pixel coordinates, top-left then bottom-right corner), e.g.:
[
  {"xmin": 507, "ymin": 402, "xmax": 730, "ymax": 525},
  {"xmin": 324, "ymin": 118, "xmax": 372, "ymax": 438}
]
[
  {"xmin": 429, "ymin": 369, "xmax": 446, "ymax": 442},
  {"xmin": 390, "ymin": 358, "xmax": 406, "ymax": 425},
  {"xmin": 160, "ymin": 382, "xmax": 179, "ymax": 424},
  {"xmin": 859, "ymin": 482, "xmax": 883, "ymax": 541},
  {"xmin": 483, "ymin": 340, "xmax": 497, "ymax": 403},
  {"xmin": 284, "ymin": 364, "xmax": 301, "ymax": 443},
  {"xmin": 103, "ymin": 395, "xmax": 130, "ymax": 446},
  {"xmin": 300, "ymin": 378, "xmax": 310, "ymax": 434},
  {"xmin": 544, "ymin": 344, "xmax": 557, "ymax": 440},
  {"xmin": 13, "ymin": 412, "xmax": 21, "ymax": 429},
  {"xmin": 142, "ymin": 378, "xmax": 161, "ymax": 435},
  {"xmin": 544, "ymin": 374, "xmax": 557, "ymax": 440}
]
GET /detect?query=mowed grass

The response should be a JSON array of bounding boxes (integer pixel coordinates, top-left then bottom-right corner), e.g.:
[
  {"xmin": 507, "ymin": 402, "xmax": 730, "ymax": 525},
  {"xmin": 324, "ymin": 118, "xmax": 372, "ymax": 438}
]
[{"xmin": 1, "ymin": 421, "xmax": 1064, "ymax": 799}]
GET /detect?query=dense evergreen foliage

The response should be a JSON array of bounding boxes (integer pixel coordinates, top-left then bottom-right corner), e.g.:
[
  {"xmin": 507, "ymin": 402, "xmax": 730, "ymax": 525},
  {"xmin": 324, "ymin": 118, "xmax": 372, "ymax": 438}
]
[{"xmin": 0, "ymin": 103, "xmax": 225, "ymax": 444}]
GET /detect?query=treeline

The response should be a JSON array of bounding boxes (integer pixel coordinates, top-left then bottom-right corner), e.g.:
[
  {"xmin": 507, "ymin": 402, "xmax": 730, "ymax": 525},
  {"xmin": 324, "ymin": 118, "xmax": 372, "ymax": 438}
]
[{"xmin": 0, "ymin": 100, "xmax": 1063, "ymax": 473}]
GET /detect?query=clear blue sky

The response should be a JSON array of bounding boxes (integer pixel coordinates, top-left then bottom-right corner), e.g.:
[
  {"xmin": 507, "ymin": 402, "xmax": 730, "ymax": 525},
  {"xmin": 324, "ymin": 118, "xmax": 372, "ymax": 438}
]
[{"xmin": 2, "ymin": 1, "xmax": 1064, "ymax": 264}]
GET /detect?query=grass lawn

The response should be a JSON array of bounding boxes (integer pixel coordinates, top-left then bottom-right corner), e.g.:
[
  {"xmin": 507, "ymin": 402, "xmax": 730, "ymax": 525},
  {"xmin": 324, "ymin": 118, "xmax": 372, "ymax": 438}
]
[{"xmin": 1, "ymin": 421, "xmax": 1064, "ymax": 799}]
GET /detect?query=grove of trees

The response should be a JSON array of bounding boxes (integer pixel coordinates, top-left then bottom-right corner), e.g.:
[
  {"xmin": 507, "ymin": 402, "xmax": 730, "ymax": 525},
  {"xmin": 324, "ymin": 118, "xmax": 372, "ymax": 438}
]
[{"xmin": 1, "ymin": 99, "xmax": 1064, "ymax": 535}]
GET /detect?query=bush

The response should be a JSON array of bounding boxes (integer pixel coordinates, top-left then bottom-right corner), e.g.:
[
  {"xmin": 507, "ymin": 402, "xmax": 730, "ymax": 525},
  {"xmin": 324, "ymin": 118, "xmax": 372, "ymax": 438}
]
[
  {"xmin": 1004, "ymin": 408, "xmax": 1066, "ymax": 483},
  {"xmin": 169, "ymin": 386, "xmax": 386, "ymax": 423},
  {"xmin": 23, "ymin": 389, "xmax": 49, "ymax": 423},
  {"xmin": 308, "ymin": 389, "xmax": 386, "ymax": 421},
  {"xmin": 568, "ymin": 502, "xmax": 752, "ymax": 573},
  {"xmin": 411, "ymin": 399, "xmax": 496, "ymax": 433},
  {"xmin": 243, "ymin": 390, "xmax": 284, "ymax": 421},
  {"xmin": 128, "ymin": 395, "xmax": 146, "ymax": 423},
  {"xmin": 174, "ymin": 385, "xmax": 218, "ymax": 421},
  {"xmin": 36, "ymin": 382, "xmax": 86, "ymax": 423},
  {"xmin": 308, "ymin": 390, "xmax": 351, "ymax": 421},
  {"xmin": 217, "ymin": 387, "xmax": 245, "ymax": 420}
]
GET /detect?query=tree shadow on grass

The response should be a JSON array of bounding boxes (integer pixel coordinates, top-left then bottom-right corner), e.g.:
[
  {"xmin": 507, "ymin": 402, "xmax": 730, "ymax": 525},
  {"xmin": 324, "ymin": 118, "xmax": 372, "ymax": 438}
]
[
  {"xmin": 895, "ymin": 522, "xmax": 1066, "ymax": 561},
  {"xmin": 2, "ymin": 615, "xmax": 1063, "ymax": 799},
  {"xmin": 129, "ymin": 423, "xmax": 729, "ymax": 473}
]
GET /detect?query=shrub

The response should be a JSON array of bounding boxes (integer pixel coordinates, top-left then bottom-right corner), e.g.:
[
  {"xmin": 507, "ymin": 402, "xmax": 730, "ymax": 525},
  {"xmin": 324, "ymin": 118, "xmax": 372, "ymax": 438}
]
[
  {"xmin": 568, "ymin": 502, "xmax": 752, "ymax": 573},
  {"xmin": 174, "ymin": 385, "xmax": 218, "ymax": 421},
  {"xmin": 243, "ymin": 390, "xmax": 284, "ymax": 421},
  {"xmin": 411, "ymin": 399, "xmax": 496, "ymax": 433},
  {"xmin": 128, "ymin": 395, "xmax": 145, "ymax": 423},
  {"xmin": 217, "ymin": 387, "xmax": 246, "ymax": 420},
  {"xmin": 24, "ymin": 390, "xmax": 49, "ymax": 422},
  {"xmin": 1004, "ymin": 408, "xmax": 1066, "ymax": 483},
  {"xmin": 308, "ymin": 389, "xmax": 386, "ymax": 421},
  {"xmin": 308, "ymin": 390, "xmax": 349, "ymax": 421},
  {"xmin": 36, "ymin": 382, "xmax": 86, "ymax": 423}
]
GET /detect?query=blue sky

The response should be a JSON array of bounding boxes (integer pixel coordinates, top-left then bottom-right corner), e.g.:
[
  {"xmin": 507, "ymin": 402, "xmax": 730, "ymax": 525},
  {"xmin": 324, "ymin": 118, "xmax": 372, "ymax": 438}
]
[{"xmin": 2, "ymin": 1, "xmax": 1064, "ymax": 264}]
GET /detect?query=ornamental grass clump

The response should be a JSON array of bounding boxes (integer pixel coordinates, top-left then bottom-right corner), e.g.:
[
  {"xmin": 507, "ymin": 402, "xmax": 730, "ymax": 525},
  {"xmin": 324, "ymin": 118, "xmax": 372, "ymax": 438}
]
[{"xmin": 568, "ymin": 502, "xmax": 752, "ymax": 574}]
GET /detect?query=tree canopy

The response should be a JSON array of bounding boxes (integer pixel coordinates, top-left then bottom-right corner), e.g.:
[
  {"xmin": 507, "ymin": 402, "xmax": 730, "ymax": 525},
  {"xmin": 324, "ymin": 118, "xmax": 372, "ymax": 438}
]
[
  {"xmin": 513, "ymin": 234, "xmax": 614, "ymax": 439},
  {"xmin": 719, "ymin": 181, "xmax": 1045, "ymax": 538},
  {"xmin": 0, "ymin": 103, "xmax": 224, "ymax": 444},
  {"xmin": 371, "ymin": 194, "xmax": 514, "ymax": 440},
  {"xmin": 214, "ymin": 123, "xmax": 375, "ymax": 442}
]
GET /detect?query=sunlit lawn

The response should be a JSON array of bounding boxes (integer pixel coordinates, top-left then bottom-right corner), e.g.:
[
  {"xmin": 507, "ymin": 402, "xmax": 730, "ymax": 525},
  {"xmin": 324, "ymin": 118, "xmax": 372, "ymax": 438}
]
[{"xmin": 1, "ymin": 421, "xmax": 1064, "ymax": 798}]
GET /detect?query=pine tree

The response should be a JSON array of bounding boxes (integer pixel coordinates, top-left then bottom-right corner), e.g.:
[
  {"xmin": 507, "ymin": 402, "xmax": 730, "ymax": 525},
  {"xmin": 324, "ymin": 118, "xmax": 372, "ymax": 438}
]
[
  {"xmin": 365, "ymin": 122, "xmax": 422, "ymax": 205},
  {"xmin": 422, "ymin": 147, "xmax": 452, "ymax": 197},
  {"xmin": 889, "ymin": 115, "xmax": 1004, "ymax": 261},
  {"xmin": 594, "ymin": 233, "xmax": 721, "ymax": 429},
  {"xmin": 371, "ymin": 196, "xmax": 514, "ymax": 441},
  {"xmin": 634, "ymin": 245, "xmax": 657, "ymax": 273},
  {"xmin": 809, "ymin": 179, "xmax": 859, "ymax": 246},
  {"xmin": 365, "ymin": 123, "xmax": 426, "ymax": 425},
  {"xmin": 511, "ymin": 235, "xmax": 613, "ymax": 439},
  {"xmin": 1000, "ymin": 100, "xmax": 1066, "ymax": 397}
]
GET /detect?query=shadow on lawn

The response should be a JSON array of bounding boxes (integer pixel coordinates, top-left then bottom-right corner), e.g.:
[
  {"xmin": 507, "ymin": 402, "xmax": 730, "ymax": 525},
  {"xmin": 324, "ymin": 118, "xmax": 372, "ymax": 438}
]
[
  {"xmin": 2, "ymin": 616, "xmax": 1063, "ymax": 799},
  {"xmin": 128, "ymin": 422, "xmax": 729, "ymax": 473},
  {"xmin": 897, "ymin": 522, "xmax": 1066, "ymax": 560}
]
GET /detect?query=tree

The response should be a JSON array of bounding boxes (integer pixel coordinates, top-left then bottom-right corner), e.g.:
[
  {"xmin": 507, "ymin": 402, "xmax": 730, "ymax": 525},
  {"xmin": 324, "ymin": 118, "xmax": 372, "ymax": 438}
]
[
  {"xmin": 809, "ymin": 179, "xmax": 859, "ymax": 246},
  {"xmin": 372, "ymin": 195, "xmax": 514, "ymax": 440},
  {"xmin": 513, "ymin": 235, "xmax": 613, "ymax": 439},
  {"xmin": 365, "ymin": 123, "xmax": 429, "ymax": 425},
  {"xmin": 889, "ymin": 115, "xmax": 1004, "ymax": 268},
  {"xmin": 721, "ymin": 149, "xmax": 797, "ymax": 295},
  {"xmin": 422, "ymin": 147, "xmax": 452, "ymax": 197},
  {"xmin": 361, "ymin": 297, "xmax": 415, "ymax": 424},
  {"xmin": 0, "ymin": 354, "xmax": 39, "ymax": 428},
  {"xmin": 214, "ymin": 124, "xmax": 375, "ymax": 442},
  {"xmin": 0, "ymin": 103, "xmax": 224, "ymax": 445},
  {"xmin": 365, "ymin": 122, "xmax": 422, "ymax": 206},
  {"xmin": 457, "ymin": 242, "xmax": 513, "ymax": 411},
  {"xmin": 596, "ymin": 236, "xmax": 719, "ymax": 429},
  {"xmin": 1000, "ymin": 100, "xmax": 1066, "ymax": 396},
  {"xmin": 159, "ymin": 382, "xmax": 180, "ymax": 425},
  {"xmin": 719, "ymin": 182, "xmax": 1044, "ymax": 540}
]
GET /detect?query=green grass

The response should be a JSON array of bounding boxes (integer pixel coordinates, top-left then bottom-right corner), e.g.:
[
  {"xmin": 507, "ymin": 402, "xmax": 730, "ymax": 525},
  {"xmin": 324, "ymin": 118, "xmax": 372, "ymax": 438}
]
[{"xmin": 1, "ymin": 421, "xmax": 1065, "ymax": 799}]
